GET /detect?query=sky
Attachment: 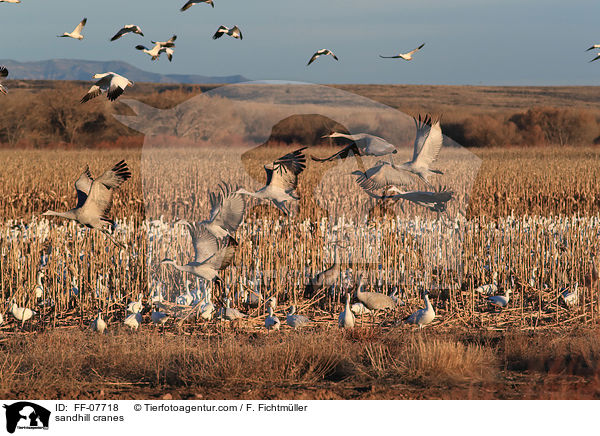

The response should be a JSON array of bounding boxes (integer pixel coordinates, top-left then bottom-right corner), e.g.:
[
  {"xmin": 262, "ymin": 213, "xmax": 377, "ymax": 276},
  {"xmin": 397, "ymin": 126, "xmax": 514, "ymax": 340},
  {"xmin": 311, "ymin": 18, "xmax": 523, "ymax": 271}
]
[{"xmin": 1, "ymin": 0, "xmax": 599, "ymax": 85}]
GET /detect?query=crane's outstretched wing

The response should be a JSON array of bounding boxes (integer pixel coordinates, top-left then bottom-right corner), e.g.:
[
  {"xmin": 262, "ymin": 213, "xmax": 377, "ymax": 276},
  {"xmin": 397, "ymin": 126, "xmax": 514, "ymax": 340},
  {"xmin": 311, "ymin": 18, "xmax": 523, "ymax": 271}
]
[
  {"xmin": 266, "ymin": 147, "xmax": 307, "ymax": 192},
  {"xmin": 413, "ymin": 117, "xmax": 443, "ymax": 170},
  {"xmin": 74, "ymin": 166, "xmax": 93, "ymax": 208},
  {"xmin": 352, "ymin": 161, "xmax": 413, "ymax": 192},
  {"xmin": 411, "ymin": 114, "xmax": 432, "ymax": 162},
  {"xmin": 79, "ymin": 160, "xmax": 131, "ymax": 221},
  {"xmin": 209, "ymin": 182, "xmax": 246, "ymax": 234}
]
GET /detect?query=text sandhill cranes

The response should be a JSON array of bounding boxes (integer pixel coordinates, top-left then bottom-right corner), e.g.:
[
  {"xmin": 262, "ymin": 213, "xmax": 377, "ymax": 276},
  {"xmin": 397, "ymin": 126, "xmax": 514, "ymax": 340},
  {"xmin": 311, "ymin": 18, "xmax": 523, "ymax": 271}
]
[
  {"xmin": 213, "ymin": 25, "xmax": 242, "ymax": 40},
  {"xmin": 0, "ymin": 66, "xmax": 8, "ymax": 95},
  {"xmin": 404, "ymin": 290, "xmax": 435, "ymax": 328},
  {"xmin": 236, "ymin": 147, "xmax": 307, "ymax": 215},
  {"xmin": 110, "ymin": 25, "xmax": 144, "ymax": 41},
  {"xmin": 58, "ymin": 18, "xmax": 87, "ymax": 40},
  {"xmin": 307, "ymin": 49, "xmax": 338, "ymax": 66},
  {"xmin": 380, "ymin": 43, "xmax": 425, "ymax": 60},
  {"xmin": 42, "ymin": 160, "xmax": 131, "ymax": 247},
  {"xmin": 181, "ymin": 0, "xmax": 214, "ymax": 11},
  {"xmin": 80, "ymin": 72, "xmax": 134, "ymax": 103}
]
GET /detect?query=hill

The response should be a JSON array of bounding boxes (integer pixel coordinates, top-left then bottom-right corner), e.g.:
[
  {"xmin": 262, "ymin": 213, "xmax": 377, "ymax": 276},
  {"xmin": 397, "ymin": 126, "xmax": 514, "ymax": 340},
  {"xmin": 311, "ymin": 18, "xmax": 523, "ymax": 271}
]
[{"xmin": 0, "ymin": 59, "xmax": 248, "ymax": 84}]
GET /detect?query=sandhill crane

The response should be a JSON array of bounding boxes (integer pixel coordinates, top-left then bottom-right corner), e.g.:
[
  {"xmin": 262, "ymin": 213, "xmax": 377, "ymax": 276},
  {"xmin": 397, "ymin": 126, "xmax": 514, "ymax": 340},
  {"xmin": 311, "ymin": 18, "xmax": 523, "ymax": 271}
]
[
  {"xmin": 286, "ymin": 305, "xmax": 310, "ymax": 329},
  {"xmin": 127, "ymin": 293, "xmax": 143, "ymax": 313},
  {"xmin": 161, "ymin": 224, "xmax": 237, "ymax": 287},
  {"xmin": 124, "ymin": 312, "xmax": 142, "ymax": 330},
  {"xmin": 380, "ymin": 43, "xmax": 425, "ymax": 60},
  {"xmin": 33, "ymin": 270, "xmax": 44, "ymax": 300},
  {"xmin": 10, "ymin": 301, "xmax": 34, "ymax": 327},
  {"xmin": 265, "ymin": 307, "xmax": 280, "ymax": 332},
  {"xmin": 355, "ymin": 179, "xmax": 454, "ymax": 212},
  {"xmin": 90, "ymin": 311, "xmax": 107, "ymax": 333},
  {"xmin": 181, "ymin": 0, "xmax": 214, "ymax": 11},
  {"xmin": 304, "ymin": 243, "xmax": 343, "ymax": 298},
  {"xmin": 220, "ymin": 298, "xmax": 246, "ymax": 321},
  {"xmin": 404, "ymin": 290, "xmax": 435, "ymax": 328},
  {"xmin": 176, "ymin": 182, "xmax": 245, "ymax": 239},
  {"xmin": 58, "ymin": 18, "xmax": 87, "ymax": 40},
  {"xmin": 307, "ymin": 49, "xmax": 338, "ymax": 66},
  {"xmin": 355, "ymin": 274, "xmax": 396, "ymax": 311},
  {"xmin": 236, "ymin": 147, "xmax": 307, "ymax": 215},
  {"xmin": 213, "ymin": 25, "xmax": 242, "ymax": 40},
  {"xmin": 80, "ymin": 72, "xmax": 133, "ymax": 103},
  {"xmin": 110, "ymin": 24, "xmax": 144, "ymax": 41},
  {"xmin": 312, "ymin": 133, "xmax": 397, "ymax": 162},
  {"xmin": 42, "ymin": 160, "xmax": 131, "ymax": 247},
  {"xmin": 587, "ymin": 44, "xmax": 600, "ymax": 51},
  {"xmin": 135, "ymin": 44, "xmax": 174, "ymax": 61},
  {"xmin": 338, "ymin": 293, "xmax": 355, "ymax": 329},
  {"xmin": 151, "ymin": 306, "xmax": 169, "ymax": 325},
  {"xmin": 0, "ymin": 66, "xmax": 8, "ymax": 95}
]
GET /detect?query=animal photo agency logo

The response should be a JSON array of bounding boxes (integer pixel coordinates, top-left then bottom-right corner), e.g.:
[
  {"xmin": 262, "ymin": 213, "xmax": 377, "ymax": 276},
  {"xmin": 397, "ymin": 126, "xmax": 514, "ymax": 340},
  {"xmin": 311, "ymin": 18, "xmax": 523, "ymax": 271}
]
[{"xmin": 3, "ymin": 402, "xmax": 50, "ymax": 433}]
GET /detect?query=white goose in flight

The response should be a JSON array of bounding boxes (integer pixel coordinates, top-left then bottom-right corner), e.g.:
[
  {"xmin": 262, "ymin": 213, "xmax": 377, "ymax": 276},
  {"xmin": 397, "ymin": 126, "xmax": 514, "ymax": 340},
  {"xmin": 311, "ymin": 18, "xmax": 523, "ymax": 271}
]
[
  {"xmin": 590, "ymin": 53, "xmax": 600, "ymax": 63},
  {"xmin": 312, "ymin": 132, "xmax": 397, "ymax": 162},
  {"xmin": 380, "ymin": 43, "xmax": 425, "ymax": 60},
  {"xmin": 152, "ymin": 34, "xmax": 177, "ymax": 48},
  {"xmin": 136, "ymin": 44, "xmax": 174, "ymax": 61},
  {"xmin": 0, "ymin": 1, "xmax": 21, "ymax": 4},
  {"xmin": 0, "ymin": 66, "xmax": 8, "ymax": 95},
  {"xmin": 181, "ymin": 0, "xmax": 214, "ymax": 11},
  {"xmin": 236, "ymin": 147, "xmax": 307, "ymax": 215},
  {"xmin": 586, "ymin": 44, "xmax": 600, "ymax": 51},
  {"xmin": 110, "ymin": 24, "xmax": 144, "ymax": 41},
  {"xmin": 213, "ymin": 25, "xmax": 242, "ymax": 40},
  {"xmin": 307, "ymin": 49, "xmax": 338, "ymax": 66},
  {"xmin": 42, "ymin": 160, "xmax": 131, "ymax": 247},
  {"xmin": 80, "ymin": 72, "xmax": 133, "ymax": 103},
  {"xmin": 58, "ymin": 18, "xmax": 87, "ymax": 40}
]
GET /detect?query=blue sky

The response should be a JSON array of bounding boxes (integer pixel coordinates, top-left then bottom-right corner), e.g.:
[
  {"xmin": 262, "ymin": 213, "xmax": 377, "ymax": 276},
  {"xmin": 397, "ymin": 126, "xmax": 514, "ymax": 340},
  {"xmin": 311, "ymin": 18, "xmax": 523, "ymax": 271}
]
[{"xmin": 1, "ymin": 0, "xmax": 599, "ymax": 84}]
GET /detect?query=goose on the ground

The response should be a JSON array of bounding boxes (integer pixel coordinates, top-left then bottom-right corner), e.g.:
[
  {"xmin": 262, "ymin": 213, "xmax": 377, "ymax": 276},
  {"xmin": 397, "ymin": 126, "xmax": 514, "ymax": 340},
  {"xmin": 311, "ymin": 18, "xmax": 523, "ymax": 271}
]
[
  {"xmin": 42, "ymin": 160, "xmax": 131, "ymax": 247},
  {"xmin": 338, "ymin": 293, "xmax": 355, "ymax": 329},
  {"xmin": 10, "ymin": 301, "xmax": 34, "ymax": 324},
  {"xmin": 0, "ymin": 66, "xmax": 9, "ymax": 95},
  {"xmin": 33, "ymin": 270, "xmax": 44, "ymax": 299},
  {"xmin": 90, "ymin": 311, "xmax": 107, "ymax": 333},
  {"xmin": 351, "ymin": 302, "xmax": 372, "ymax": 316},
  {"xmin": 176, "ymin": 279, "xmax": 194, "ymax": 306},
  {"xmin": 236, "ymin": 147, "xmax": 306, "ymax": 215},
  {"xmin": 124, "ymin": 312, "xmax": 142, "ymax": 330},
  {"xmin": 58, "ymin": 18, "xmax": 87, "ymax": 40},
  {"xmin": 212, "ymin": 25, "xmax": 242, "ymax": 40},
  {"xmin": 404, "ymin": 290, "xmax": 435, "ymax": 328},
  {"xmin": 80, "ymin": 72, "xmax": 133, "ymax": 103},
  {"xmin": 220, "ymin": 298, "xmax": 246, "ymax": 321},
  {"xmin": 110, "ymin": 24, "xmax": 144, "ymax": 41},
  {"xmin": 151, "ymin": 306, "xmax": 169, "ymax": 325},
  {"xmin": 488, "ymin": 289, "xmax": 511, "ymax": 308},
  {"xmin": 561, "ymin": 283, "xmax": 579, "ymax": 308},
  {"xmin": 286, "ymin": 305, "xmax": 310, "ymax": 329},
  {"xmin": 307, "ymin": 49, "xmax": 338, "ymax": 66},
  {"xmin": 265, "ymin": 306, "xmax": 280, "ymax": 332},
  {"xmin": 380, "ymin": 43, "xmax": 424, "ymax": 60},
  {"xmin": 181, "ymin": 0, "xmax": 214, "ymax": 11}
]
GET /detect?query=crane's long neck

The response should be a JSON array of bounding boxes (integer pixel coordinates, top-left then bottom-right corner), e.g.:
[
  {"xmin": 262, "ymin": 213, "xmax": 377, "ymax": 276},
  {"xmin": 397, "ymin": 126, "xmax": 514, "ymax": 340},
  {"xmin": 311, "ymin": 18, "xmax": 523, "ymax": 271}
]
[
  {"xmin": 345, "ymin": 294, "xmax": 351, "ymax": 310},
  {"xmin": 163, "ymin": 259, "xmax": 194, "ymax": 275},
  {"xmin": 43, "ymin": 210, "xmax": 76, "ymax": 220}
]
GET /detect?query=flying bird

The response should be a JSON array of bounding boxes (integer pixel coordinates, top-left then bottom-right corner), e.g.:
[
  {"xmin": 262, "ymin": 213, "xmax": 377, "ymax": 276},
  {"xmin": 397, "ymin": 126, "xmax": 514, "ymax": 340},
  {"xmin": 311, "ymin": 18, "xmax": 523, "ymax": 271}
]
[
  {"xmin": 181, "ymin": 0, "xmax": 214, "ymax": 11},
  {"xmin": 80, "ymin": 72, "xmax": 133, "ymax": 103},
  {"xmin": 590, "ymin": 53, "xmax": 600, "ymax": 63},
  {"xmin": 0, "ymin": 1, "xmax": 21, "ymax": 4},
  {"xmin": 151, "ymin": 35, "xmax": 177, "ymax": 48},
  {"xmin": 586, "ymin": 44, "xmax": 600, "ymax": 51},
  {"xmin": 0, "ymin": 66, "xmax": 8, "ymax": 95},
  {"xmin": 307, "ymin": 49, "xmax": 338, "ymax": 66},
  {"xmin": 58, "ymin": 18, "xmax": 87, "ymax": 40},
  {"xmin": 42, "ymin": 160, "xmax": 131, "ymax": 247},
  {"xmin": 136, "ymin": 43, "xmax": 174, "ymax": 61},
  {"xmin": 236, "ymin": 147, "xmax": 307, "ymax": 215},
  {"xmin": 380, "ymin": 43, "xmax": 425, "ymax": 60},
  {"xmin": 110, "ymin": 24, "xmax": 144, "ymax": 41},
  {"xmin": 212, "ymin": 25, "xmax": 242, "ymax": 40},
  {"xmin": 312, "ymin": 132, "xmax": 397, "ymax": 163}
]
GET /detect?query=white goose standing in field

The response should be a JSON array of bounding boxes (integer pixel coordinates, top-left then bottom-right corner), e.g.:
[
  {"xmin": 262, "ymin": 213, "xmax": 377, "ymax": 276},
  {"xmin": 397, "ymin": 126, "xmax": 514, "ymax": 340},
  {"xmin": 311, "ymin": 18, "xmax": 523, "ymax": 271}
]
[
  {"xmin": 124, "ymin": 312, "xmax": 142, "ymax": 330},
  {"xmin": 33, "ymin": 270, "xmax": 44, "ymax": 300},
  {"xmin": 181, "ymin": 0, "xmax": 214, "ymax": 11},
  {"xmin": 42, "ymin": 160, "xmax": 131, "ymax": 247},
  {"xmin": 176, "ymin": 182, "xmax": 245, "ymax": 239},
  {"xmin": 312, "ymin": 132, "xmax": 397, "ymax": 162},
  {"xmin": 237, "ymin": 147, "xmax": 307, "ymax": 215},
  {"xmin": 286, "ymin": 305, "xmax": 310, "ymax": 329},
  {"xmin": 404, "ymin": 290, "xmax": 435, "ymax": 328},
  {"xmin": 90, "ymin": 311, "xmax": 107, "ymax": 333},
  {"xmin": 265, "ymin": 306, "xmax": 280, "ymax": 332},
  {"xmin": 80, "ymin": 72, "xmax": 133, "ymax": 103},
  {"xmin": 380, "ymin": 43, "xmax": 425, "ymax": 60},
  {"xmin": 10, "ymin": 301, "xmax": 34, "ymax": 326},
  {"xmin": 199, "ymin": 287, "xmax": 215, "ymax": 320},
  {"xmin": 307, "ymin": 49, "xmax": 338, "ymax": 66},
  {"xmin": 110, "ymin": 24, "xmax": 144, "ymax": 41},
  {"xmin": 58, "ymin": 18, "xmax": 87, "ymax": 40},
  {"xmin": 338, "ymin": 293, "xmax": 355, "ymax": 329},
  {"xmin": 0, "ymin": 66, "xmax": 9, "ymax": 95},
  {"xmin": 487, "ymin": 286, "xmax": 512, "ymax": 309},
  {"xmin": 212, "ymin": 25, "xmax": 242, "ymax": 40}
]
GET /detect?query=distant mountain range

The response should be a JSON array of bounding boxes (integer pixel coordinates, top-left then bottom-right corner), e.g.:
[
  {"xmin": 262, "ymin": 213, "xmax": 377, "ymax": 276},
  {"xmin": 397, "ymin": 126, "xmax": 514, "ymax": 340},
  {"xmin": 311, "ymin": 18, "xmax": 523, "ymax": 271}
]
[{"xmin": 0, "ymin": 59, "xmax": 248, "ymax": 84}]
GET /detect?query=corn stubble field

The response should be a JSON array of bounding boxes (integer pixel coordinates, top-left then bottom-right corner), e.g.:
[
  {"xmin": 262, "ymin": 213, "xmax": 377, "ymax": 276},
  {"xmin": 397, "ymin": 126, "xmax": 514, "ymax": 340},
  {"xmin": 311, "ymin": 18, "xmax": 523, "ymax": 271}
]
[{"xmin": 1, "ymin": 86, "xmax": 600, "ymax": 399}]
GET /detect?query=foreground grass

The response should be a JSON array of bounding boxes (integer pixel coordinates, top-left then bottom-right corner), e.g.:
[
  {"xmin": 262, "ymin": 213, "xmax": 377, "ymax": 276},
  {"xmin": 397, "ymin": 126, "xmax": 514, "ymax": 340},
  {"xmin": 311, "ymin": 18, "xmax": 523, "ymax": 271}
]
[{"xmin": 1, "ymin": 327, "xmax": 599, "ymax": 399}]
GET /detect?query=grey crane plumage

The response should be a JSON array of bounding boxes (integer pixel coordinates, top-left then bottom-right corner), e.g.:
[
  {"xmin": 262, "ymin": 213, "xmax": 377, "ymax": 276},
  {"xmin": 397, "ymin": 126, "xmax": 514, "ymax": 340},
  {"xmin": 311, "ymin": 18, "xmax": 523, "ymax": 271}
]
[
  {"xmin": 236, "ymin": 147, "xmax": 307, "ymax": 215},
  {"xmin": 42, "ymin": 160, "xmax": 131, "ymax": 247},
  {"xmin": 265, "ymin": 306, "xmax": 280, "ymax": 332},
  {"xmin": 304, "ymin": 243, "xmax": 343, "ymax": 298},
  {"xmin": 398, "ymin": 114, "xmax": 444, "ymax": 186},
  {"xmin": 286, "ymin": 305, "xmax": 310, "ymax": 329},
  {"xmin": 355, "ymin": 275, "xmax": 396, "ymax": 311},
  {"xmin": 312, "ymin": 132, "xmax": 397, "ymax": 163}
]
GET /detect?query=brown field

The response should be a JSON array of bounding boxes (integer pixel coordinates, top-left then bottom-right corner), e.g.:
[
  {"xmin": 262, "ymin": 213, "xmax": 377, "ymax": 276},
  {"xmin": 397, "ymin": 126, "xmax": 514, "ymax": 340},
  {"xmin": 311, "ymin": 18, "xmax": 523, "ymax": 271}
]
[{"xmin": 1, "ymin": 82, "xmax": 600, "ymax": 400}]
